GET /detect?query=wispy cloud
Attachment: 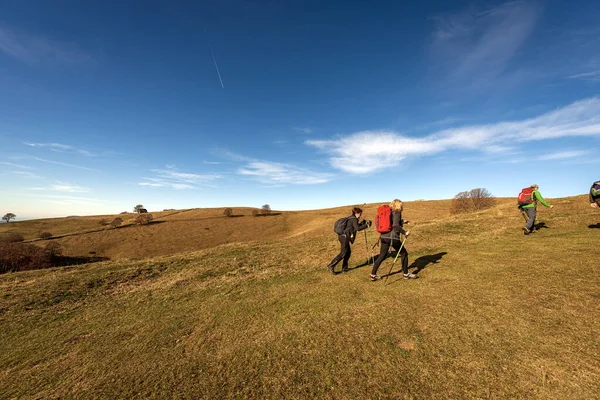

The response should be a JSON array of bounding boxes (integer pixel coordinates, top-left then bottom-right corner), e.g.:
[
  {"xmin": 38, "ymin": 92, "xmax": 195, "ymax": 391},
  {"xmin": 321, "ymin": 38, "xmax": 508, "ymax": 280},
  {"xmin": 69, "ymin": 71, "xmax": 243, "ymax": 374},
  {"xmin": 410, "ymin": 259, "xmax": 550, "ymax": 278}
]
[
  {"xmin": 238, "ymin": 161, "xmax": 333, "ymax": 185},
  {"xmin": 32, "ymin": 157, "xmax": 99, "ymax": 172},
  {"xmin": 431, "ymin": 1, "xmax": 540, "ymax": 85},
  {"xmin": 10, "ymin": 171, "xmax": 42, "ymax": 179},
  {"xmin": 568, "ymin": 70, "xmax": 600, "ymax": 82},
  {"xmin": 307, "ymin": 97, "xmax": 600, "ymax": 174},
  {"xmin": 294, "ymin": 127, "xmax": 314, "ymax": 134},
  {"xmin": 27, "ymin": 194, "xmax": 104, "ymax": 206},
  {"xmin": 139, "ymin": 166, "xmax": 222, "ymax": 189},
  {"xmin": 26, "ymin": 181, "xmax": 91, "ymax": 193},
  {"xmin": 0, "ymin": 161, "xmax": 32, "ymax": 169},
  {"xmin": 0, "ymin": 24, "xmax": 89, "ymax": 65},
  {"xmin": 536, "ymin": 150, "xmax": 591, "ymax": 161},
  {"xmin": 24, "ymin": 142, "xmax": 94, "ymax": 156}
]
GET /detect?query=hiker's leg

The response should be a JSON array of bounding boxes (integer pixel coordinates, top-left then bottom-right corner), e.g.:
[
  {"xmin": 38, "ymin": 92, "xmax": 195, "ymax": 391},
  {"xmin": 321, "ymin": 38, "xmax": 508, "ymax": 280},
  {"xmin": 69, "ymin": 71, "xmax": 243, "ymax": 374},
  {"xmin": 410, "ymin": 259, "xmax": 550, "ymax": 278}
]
[
  {"xmin": 525, "ymin": 208, "xmax": 536, "ymax": 231},
  {"xmin": 327, "ymin": 235, "xmax": 347, "ymax": 268},
  {"xmin": 371, "ymin": 238, "xmax": 390, "ymax": 275},
  {"xmin": 400, "ymin": 246, "xmax": 409, "ymax": 274},
  {"xmin": 342, "ymin": 240, "xmax": 351, "ymax": 269}
]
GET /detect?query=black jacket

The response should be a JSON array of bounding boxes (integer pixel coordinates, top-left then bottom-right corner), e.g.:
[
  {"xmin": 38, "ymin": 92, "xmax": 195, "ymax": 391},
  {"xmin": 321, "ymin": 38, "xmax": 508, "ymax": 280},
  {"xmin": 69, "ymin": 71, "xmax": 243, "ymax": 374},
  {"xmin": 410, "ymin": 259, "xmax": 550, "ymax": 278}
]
[
  {"xmin": 342, "ymin": 215, "xmax": 368, "ymax": 244},
  {"xmin": 381, "ymin": 211, "xmax": 408, "ymax": 241},
  {"xmin": 590, "ymin": 181, "xmax": 600, "ymax": 204}
]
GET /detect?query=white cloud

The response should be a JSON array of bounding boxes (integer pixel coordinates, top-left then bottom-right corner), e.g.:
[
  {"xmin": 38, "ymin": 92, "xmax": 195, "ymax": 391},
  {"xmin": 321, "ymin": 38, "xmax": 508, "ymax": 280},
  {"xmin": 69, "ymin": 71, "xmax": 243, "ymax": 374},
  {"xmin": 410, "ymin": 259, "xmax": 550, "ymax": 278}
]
[
  {"xmin": 431, "ymin": 1, "xmax": 540, "ymax": 84},
  {"xmin": 238, "ymin": 161, "xmax": 333, "ymax": 185},
  {"xmin": 0, "ymin": 161, "xmax": 32, "ymax": 169},
  {"xmin": 26, "ymin": 181, "xmax": 91, "ymax": 193},
  {"xmin": 0, "ymin": 24, "xmax": 89, "ymax": 65},
  {"xmin": 139, "ymin": 167, "xmax": 222, "ymax": 189},
  {"xmin": 307, "ymin": 97, "xmax": 600, "ymax": 174},
  {"xmin": 24, "ymin": 142, "xmax": 94, "ymax": 156},
  {"xmin": 536, "ymin": 150, "xmax": 590, "ymax": 161},
  {"xmin": 32, "ymin": 157, "xmax": 99, "ymax": 172},
  {"xmin": 294, "ymin": 127, "xmax": 313, "ymax": 134},
  {"xmin": 10, "ymin": 171, "xmax": 42, "ymax": 179},
  {"xmin": 568, "ymin": 70, "xmax": 600, "ymax": 82}
]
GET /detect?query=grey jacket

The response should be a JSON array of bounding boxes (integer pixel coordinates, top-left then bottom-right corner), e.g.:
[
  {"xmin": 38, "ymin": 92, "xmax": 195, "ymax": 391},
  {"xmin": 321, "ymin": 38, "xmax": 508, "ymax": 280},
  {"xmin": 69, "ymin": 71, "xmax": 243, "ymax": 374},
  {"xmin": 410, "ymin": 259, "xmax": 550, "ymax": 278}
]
[{"xmin": 380, "ymin": 211, "xmax": 408, "ymax": 241}]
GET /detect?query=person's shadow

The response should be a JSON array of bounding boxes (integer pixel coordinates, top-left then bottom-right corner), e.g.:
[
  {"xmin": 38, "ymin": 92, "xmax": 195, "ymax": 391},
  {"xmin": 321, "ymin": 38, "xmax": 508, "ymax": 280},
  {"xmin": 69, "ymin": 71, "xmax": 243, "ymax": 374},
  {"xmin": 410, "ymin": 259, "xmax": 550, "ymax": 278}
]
[
  {"xmin": 589, "ymin": 223, "xmax": 600, "ymax": 229},
  {"xmin": 533, "ymin": 221, "xmax": 549, "ymax": 230},
  {"xmin": 409, "ymin": 252, "xmax": 448, "ymax": 275}
]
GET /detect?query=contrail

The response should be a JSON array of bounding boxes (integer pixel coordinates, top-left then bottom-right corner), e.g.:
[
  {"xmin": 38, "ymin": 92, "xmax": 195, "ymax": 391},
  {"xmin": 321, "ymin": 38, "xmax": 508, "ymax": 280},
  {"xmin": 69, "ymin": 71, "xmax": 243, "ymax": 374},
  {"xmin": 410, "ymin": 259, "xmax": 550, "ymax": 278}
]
[{"xmin": 209, "ymin": 45, "xmax": 224, "ymax": 89}]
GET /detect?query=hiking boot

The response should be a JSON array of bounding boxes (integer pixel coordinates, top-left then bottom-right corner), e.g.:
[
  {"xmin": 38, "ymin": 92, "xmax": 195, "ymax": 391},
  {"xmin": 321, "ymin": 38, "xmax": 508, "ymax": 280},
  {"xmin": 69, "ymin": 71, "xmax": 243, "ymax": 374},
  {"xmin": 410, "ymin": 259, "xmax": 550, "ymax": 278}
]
[
  {"xmin": 403, "ymin": 273, "xmax": 417, "ymax": 279},
  {"xmin": 522, "ymin": 227, "xmax": 530, "ymax": 235},
  {"xmin": 342, "ymin": 267, "xmax": 349, "ymax": 273},
  {"xmin": 327, "ymin": 264, "xmax": 336, "ymax": 275},
  {"xmin": 370, "ymin": 274, "xmax": 381, "ymax": 281}
]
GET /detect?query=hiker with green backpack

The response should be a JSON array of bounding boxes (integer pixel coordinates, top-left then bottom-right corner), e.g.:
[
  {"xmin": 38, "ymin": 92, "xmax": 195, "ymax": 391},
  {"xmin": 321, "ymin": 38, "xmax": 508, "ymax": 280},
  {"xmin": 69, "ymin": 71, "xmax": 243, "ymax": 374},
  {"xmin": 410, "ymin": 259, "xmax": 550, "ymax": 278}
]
[
  {"xmin": 517, "ymin": 184, "xmax": 553, "ymax": 235},
  {"xmin": 370, "ymin": 199, "xmax": 416, "ymax": 281},
  {"xmin": 326, "ymin": 207, "xmax": 371, "ymax": 274},
  {"xmin": 589, "ymin": 181, "xmax": 600, "ymax": 208}
]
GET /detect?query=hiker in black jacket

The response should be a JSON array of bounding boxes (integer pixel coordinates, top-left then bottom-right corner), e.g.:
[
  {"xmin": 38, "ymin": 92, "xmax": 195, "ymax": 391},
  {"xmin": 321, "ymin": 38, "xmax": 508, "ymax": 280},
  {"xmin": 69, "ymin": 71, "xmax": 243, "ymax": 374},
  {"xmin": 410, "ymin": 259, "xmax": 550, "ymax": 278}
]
[
  {"xmin": 590, "ymin": 181, "xmax": 600, "ymax": 208},
  {"xmin": 327, "ymin": 207, "xmax": 370, "ymax": 274},
  {"xmin": 370, "ymin": 199, "xmax": 416, "ymax": 281}
]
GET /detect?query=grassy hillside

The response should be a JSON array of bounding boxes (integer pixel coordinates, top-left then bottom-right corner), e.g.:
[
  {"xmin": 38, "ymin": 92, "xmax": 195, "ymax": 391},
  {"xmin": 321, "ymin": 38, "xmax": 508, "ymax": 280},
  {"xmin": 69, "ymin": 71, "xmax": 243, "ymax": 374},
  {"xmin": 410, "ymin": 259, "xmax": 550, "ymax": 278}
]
[{"xmin": 1, "ymin": 197, "xmax": 599, "ymax": 398}]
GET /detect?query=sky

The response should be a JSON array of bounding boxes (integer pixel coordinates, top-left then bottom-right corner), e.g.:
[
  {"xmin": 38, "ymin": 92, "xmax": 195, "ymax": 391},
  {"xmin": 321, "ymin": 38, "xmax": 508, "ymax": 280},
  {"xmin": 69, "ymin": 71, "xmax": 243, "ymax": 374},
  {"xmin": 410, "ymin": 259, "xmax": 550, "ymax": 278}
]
[{"xmin": 1, "ymin": 0, "xmax": 600, "ymax": 220}]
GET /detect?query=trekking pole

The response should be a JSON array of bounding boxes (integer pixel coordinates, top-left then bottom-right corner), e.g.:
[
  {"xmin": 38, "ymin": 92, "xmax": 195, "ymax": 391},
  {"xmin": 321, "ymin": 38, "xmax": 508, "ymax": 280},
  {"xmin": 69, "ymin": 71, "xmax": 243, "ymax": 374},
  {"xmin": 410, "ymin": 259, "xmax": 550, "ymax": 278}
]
[
  {"xmin": 364, "ymin": 230, "xmax": 370, "ymax": 265},
  {"xmin": 384, "ymin": 236, "xmax": 407, "ymax": 284},
  {"xmin": 369, "ymin": 228, "xmax": 375, "ymax": 265}
]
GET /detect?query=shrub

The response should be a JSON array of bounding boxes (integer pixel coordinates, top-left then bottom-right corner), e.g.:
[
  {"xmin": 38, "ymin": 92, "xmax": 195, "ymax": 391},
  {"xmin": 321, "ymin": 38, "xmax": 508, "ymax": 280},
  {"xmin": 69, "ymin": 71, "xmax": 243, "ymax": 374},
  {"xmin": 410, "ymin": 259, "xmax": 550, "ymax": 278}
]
[
  {"xmin": 120, "ymin": 211, "xmax": 128, "ymax": 214},
  {"xmin": 38, "ymin": 231, "xmax": 53, "ymax": 240},
  {"xmin": 135, "ymin": 214, "xmax": 153, "ymax": 225},
  {"xmin": 99, "ymin": 219, "xmax": 109, "ymax": 226},
  {"xmin": 451, "ymin": 188, "xmax": 496, "ymax": 214},
  {"xmin": 0, "ymin": 232, "xmax": 25, "ymax": 243},
  {"xmin": 223, "ymin": 208, "xmax": 233, "ymax": 217},
  {"xmin": 111, "ymin": 218, "xmax": 123, "ymax": 228},
  {"xmin": 0, "ymin": 242, "xmax": 53, "ymax": 274},
  {"xmin": 252, "ymin": 209, "xmax": 260, "ymax": 217}
]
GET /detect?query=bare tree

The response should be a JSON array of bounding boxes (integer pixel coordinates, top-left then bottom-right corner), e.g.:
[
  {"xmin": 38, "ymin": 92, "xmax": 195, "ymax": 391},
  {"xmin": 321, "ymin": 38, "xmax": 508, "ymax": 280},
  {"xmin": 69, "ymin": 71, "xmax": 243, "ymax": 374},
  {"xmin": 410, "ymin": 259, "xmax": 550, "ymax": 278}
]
[
  {"xmin": 261, "ymin": 204, "xmax": 272, "ymax": 215},
  {"xmin": 469, "ymin": 188, "xmax": 496, "ymax": 210},
  {"xmin": 2, "ymin": 213, "xmax": 16, "ymax": 223},
  {"xmin": 252, "ymin": 209, "xmax": 260, "ymax": 217},
  {"xmin": 451, "ymin": 188, "xmax": 496, "ymax": 214},
  {"xmin": 223, "ymin": 208, "xmax": 233, "ymax": 217}
]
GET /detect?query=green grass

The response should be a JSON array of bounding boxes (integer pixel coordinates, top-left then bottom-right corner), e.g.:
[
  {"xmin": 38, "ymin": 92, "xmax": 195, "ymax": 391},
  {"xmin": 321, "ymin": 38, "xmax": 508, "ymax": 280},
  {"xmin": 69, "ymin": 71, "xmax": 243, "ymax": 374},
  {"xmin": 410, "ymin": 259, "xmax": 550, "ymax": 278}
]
[{"xmin": 1, "ymin": 198, "xmax": 599, "ymax": 399}]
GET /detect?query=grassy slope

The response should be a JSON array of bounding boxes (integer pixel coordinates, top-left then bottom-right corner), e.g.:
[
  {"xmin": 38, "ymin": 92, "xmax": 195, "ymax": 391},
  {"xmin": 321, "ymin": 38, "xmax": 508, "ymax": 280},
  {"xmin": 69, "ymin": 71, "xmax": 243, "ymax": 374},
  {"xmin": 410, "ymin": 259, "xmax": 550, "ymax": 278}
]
[{"xmin": 1, "ymin": 197, "xmax": 599, "ymax": 399}]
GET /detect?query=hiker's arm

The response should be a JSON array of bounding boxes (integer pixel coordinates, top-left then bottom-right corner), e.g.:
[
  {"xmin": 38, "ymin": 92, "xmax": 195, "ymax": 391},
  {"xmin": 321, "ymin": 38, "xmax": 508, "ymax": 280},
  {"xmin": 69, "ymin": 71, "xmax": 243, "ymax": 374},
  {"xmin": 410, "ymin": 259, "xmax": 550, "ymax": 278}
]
[
  {"xmin": 393, "ymin": 213, "xmax": 407, "ymax": 235},
  {"xmin": 357, "ymin": 219, "xmax": 369, "ymax": 232},
  {"xmin": 534, "ymin": 191, "xmax": 551, "ymax": 208}
]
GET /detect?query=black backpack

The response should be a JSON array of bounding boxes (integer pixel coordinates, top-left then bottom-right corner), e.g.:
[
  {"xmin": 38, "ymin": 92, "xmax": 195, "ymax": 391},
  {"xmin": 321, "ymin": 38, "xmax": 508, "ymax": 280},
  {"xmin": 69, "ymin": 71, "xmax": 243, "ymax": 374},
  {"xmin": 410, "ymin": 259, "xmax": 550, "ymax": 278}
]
[{"xmin": 333, "ymin": 217, "xmax": 349, "ymax": 235}]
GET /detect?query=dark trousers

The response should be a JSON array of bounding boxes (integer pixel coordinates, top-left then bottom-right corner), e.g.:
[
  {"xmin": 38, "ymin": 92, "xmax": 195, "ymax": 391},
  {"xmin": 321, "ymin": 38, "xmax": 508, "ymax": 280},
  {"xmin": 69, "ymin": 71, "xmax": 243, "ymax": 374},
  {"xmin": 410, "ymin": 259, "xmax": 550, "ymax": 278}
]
[
  {"xmin": 371, "ymin": 238, "xmax": 408, "ymax": 275},
  {"xmin": 328, "ymin": 235, "xmax": 351, "ymax": 270},
  {"xmin": 523, "ymin": 207, "xmax": 536, "ymax": 231}
]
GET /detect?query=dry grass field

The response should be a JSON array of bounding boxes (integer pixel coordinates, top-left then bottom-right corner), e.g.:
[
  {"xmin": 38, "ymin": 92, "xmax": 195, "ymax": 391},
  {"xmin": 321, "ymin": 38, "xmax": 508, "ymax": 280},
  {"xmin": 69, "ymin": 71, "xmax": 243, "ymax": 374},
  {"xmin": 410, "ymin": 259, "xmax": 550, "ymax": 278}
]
[{"xmin": 1, "ymin": 196, "xmax": 599, "ymax": 399}]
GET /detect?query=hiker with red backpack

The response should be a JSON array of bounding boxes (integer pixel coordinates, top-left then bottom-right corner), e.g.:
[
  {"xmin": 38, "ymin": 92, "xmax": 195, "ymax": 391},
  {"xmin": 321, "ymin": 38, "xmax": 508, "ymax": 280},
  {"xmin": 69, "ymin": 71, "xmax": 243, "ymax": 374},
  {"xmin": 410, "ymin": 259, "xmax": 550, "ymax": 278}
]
[
  {"xmin": 589, "ymin": 181, "xmax": 600, "ymax": 208},
  {"xmin": 518, "ymin": 184, "xmax": 553, "ymax": 235},
  {"xmin": 370, "ymin": 199, "xmax": 416, "ymax": 281},
  {"xmin": 326, "ymin": 207, "xmax": 371, "ymax": 274}
]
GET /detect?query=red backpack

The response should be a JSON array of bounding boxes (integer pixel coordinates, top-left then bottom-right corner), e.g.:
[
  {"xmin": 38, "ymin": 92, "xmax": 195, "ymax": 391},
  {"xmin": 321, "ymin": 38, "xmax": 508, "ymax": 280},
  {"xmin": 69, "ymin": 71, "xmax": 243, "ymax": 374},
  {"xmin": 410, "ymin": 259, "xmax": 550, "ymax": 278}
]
[
  {"xmin": 375, "ymin": 205, "xmax": 393, "ymax": 233},
  {"xmin": 517, "ymin": 187, "xmax": 534, "ymax": 206}
]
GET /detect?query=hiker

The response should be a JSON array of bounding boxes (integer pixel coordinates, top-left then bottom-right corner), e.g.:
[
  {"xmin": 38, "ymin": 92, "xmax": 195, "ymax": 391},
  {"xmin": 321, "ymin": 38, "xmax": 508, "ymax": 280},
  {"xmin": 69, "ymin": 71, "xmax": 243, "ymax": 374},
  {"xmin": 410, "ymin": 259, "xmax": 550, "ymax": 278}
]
[
  {"xmin": 519, "ymin": 184, "xmax": 553, "ymax": 235},
  {"xmin": 370, "ymin": 199, "xmax": 416, "ymax": 281},
  {"xmin": 589, "ymin": 180, "xmax": 600, "ymax": 208},
  {"xmin": 326, "ymin": 207, "xmax": 371, "ymax": 274}
]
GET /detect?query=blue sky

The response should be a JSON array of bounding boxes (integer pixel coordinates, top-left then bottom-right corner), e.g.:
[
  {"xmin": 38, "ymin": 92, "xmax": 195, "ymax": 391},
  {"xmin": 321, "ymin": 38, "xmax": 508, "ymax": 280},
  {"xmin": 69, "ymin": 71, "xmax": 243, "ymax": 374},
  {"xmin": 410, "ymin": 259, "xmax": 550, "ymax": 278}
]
[{"xmin": 1, "ymin": 0, "xmax": 599, "ymax": 219}]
